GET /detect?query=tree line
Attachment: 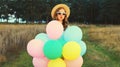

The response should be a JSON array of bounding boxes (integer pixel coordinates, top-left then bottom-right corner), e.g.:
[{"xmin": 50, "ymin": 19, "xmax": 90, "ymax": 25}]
[{"xmin": 0, "ymin": 0, "xmax": 120, "ymax": 24}]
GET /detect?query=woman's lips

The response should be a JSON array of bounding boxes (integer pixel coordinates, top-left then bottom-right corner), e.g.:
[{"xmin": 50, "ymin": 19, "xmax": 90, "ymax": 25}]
[{"xmin": 60, "ymin": 16, "xmax": 62, "ymax": 19}]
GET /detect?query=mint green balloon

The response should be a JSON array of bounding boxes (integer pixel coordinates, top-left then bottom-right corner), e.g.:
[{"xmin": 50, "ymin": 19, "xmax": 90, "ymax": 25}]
[
  {"xmin": 64, "ymin": 26, "xmax": 83, "ymax": 42},
  {"xmin": 35, "ymin": 33, "xmax": 49, "ymax": 43},
  {"xmin": 58, "ymin": 32, "xmax": 67, "ymax": 47},
  {"xmin": 78, "ymin": 41, "xmax": 87, "ymax": 56},
  {"xmin": 58, "ymin": 38, "xmax": 66, "ymax": 47},
  {"xmin": 43, "ymin": 40, "xmax": 62, "ymax": 60}
]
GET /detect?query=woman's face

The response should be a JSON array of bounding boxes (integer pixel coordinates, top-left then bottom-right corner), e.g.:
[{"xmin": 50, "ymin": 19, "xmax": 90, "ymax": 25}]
[{"xmin": 56, "ymin": 8, "xmax": 66, "ymax": 22}]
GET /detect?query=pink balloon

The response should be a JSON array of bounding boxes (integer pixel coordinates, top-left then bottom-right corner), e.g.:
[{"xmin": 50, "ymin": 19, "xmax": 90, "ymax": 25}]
[
  {"xmin": 33, "ymin": 57, "xmax": 49, "ymax": 67},
  {"xmin": 46, "ymin": 20, "xmax": 64, "ymax": 39},
  {"xmin": 27, "ymin": 39, "xmax": 44, "ymax": 58},
  {"xmin": 65, "ymin": 56, "xmax": 83, "ymax": 67}
]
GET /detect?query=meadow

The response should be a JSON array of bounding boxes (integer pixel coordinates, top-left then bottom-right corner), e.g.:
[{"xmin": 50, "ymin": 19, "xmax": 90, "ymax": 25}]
[{"xmin": 0, "ymin": 24, "xmax": 120, "ymax": 67}]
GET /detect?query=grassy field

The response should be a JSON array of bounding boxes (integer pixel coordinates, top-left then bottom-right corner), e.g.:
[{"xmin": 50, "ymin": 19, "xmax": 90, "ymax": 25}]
[{"xmin": 0, "ymin": 24, "xmax": 120, "ymax": 67}]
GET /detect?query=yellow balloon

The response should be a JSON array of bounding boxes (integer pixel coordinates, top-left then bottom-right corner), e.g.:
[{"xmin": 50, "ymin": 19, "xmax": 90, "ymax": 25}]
[
  {"xmin": 62, "ymin": 41, "xmax": 81, "ymax": 60},
  {"xmin": 48, "ymin": 58, "xmax": 66, "ymax": 67}
]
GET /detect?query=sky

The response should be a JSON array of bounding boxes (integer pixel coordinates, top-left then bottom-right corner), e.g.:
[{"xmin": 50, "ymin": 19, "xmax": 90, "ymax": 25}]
[{"xmin": 0, "ymin": 14, "xmax": 26, "ymax": 23}]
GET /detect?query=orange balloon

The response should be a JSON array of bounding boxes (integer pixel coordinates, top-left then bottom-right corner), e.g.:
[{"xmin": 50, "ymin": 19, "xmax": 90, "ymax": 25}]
[{"xmin": 64, "ymin": 56, "xmax": 83, "ymax": 67}]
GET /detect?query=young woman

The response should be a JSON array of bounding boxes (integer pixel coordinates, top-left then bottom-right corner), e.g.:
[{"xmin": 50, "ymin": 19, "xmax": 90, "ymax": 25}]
[{"xmin": 51, "ymin": 4, "xmax": 70, "ymax": 30}]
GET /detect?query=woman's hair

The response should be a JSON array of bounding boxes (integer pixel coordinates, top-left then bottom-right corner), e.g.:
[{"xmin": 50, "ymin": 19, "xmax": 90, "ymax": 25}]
[{"xmin": 53, "ymin": 7, "xmax": 69, "ymax": 30}]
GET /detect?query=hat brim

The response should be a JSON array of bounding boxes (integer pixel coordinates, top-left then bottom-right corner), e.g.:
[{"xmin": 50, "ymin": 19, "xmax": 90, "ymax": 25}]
[{"xmin": 51, "ymin": 4, "xmax": 70, "ymax": 19}]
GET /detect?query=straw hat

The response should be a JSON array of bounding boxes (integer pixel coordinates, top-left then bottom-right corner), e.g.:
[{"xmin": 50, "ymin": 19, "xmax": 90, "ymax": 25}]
[{"xmin": 51, "ymin": 4, "xmax": 70, "ymax": 19}]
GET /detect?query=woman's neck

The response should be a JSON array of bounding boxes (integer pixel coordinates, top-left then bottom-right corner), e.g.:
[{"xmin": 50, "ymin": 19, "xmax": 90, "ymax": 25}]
[{"xmin": 58, "ymin": 20, "xmax": 63, "ymax": 24}]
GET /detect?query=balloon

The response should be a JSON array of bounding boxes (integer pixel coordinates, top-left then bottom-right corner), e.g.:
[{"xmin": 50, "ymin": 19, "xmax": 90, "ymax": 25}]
[
  {"xmin": 43, "ymin": 40, "xmax": 62, "ymax": 60},
  {"xmin": 78, "ymin": 41, "xmax": 87, "ymax": 56},
  {"xmin": 46, "ymin": 20, "xmax": 64, "ymax": 40},
  {"xmin": 35, "ymin": 33, "xmax": 49, "ymax": 43},
  {"xmin": 64, "ymin": 26, "xmax": 83, "ymax": 42},
  {"xmin": 58, "ymin": 38, "xmax": 66, "ymax": 47},
  {"xmin": 27, "ymin": 39, "xmax": 44, "ymax": 58},
  {"xmin": 65, "ymin": 56, "xmax": 83, "ymax": 67},
  {"xmin": 58, "ymin": 32, "xmax": 67, "ymax": 47},
  {"xmin": 48, "ymin": 58, "xmax": 66, "ymax": 67},
  {"xmin": 62, "ymin": 41, "xmax": 81, "ymax": 60},
  {"xmin": 32, "ymin": 57, "xmax": 48, "ymax": 67}
]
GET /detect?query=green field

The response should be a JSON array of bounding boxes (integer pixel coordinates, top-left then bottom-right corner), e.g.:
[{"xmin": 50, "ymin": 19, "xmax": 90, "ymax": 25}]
[{"xmin": 0, "ymin": 24, "xmax": 120, "ymax": 67}]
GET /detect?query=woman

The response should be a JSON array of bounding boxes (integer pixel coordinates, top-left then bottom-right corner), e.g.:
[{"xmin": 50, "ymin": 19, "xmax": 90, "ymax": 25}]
[{"xmin": 51, "ymin": 4, "xmax": 70, "ymax": 30}]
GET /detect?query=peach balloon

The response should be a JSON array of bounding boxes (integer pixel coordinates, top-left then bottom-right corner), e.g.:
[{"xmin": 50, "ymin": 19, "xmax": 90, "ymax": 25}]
[
  {"xmin": 46, "ymin": 20, "xmax": 64, "ymax": 39},
  {"xmin": 65, "ymin": 56, "xmax": 83, "ymax": 67},
  {"xmin": 32, "ymin": 57, "xmax": 49, "ymax": 67},
  {"xmin": 27, "ymin": 39, "xmax": 44, "ymax": 58}
]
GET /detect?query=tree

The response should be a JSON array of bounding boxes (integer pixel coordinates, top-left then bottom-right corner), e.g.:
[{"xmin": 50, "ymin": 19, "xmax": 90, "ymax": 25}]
[
  {"xmin": 0, "ymin": 0, "xmax": 9, "ymax": 23},
  {"xmin": 83, "ymin": 0, "xmax": 100, "ymax": 24},
  {"xmin": 99, "ymin": 0, "xmax": 120, "ymax": 24},
  {"xmin": 0, "ymin": 0, "xmax": 120, "ymax": 24}
]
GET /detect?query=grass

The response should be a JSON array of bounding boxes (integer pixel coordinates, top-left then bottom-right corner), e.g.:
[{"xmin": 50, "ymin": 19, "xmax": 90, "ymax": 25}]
[
  {"xmin": 83, "ymin": 25, "xmax": 120, "ymax": 67},
  {"xmin": 2, "ymin": 51, "xmax": 33, "ymax": 67},
  {"xmin": 88, "ymin": 25, "xmax": 120, "ymax": 60},
  {"xmin": 0, "ymin": 24, "xmax": 46, "ymax": 63},
  {"xmin": 0, "ymin": 24, "xmax": 120, "ymax": 67}
]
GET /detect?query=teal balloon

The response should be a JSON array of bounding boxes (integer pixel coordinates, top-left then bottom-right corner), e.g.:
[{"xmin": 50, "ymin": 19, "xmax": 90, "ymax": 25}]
[
  {"xmin": 58, "ymin": 32, "xmax": 67, "ymax": 47},
  {"xmin": 43, "ymin": 40, "xmax": 62, "ymax": 60},
  {"xmin": 35, "ymin": 33, "xmax": 49, "ymax": 43},
  {"xmin": 64, "ymin": 26, "xmax": 83, "ymax": 42},
  {"xmin": 78, "ymin": 41, "xmax": 87, "ymax": 56}
]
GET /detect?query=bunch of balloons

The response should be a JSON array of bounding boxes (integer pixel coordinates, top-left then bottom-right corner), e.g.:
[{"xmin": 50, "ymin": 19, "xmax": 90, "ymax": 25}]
[{"xmin": 27, "ymin": 20, "xmax": 87, "ymax": 67}]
